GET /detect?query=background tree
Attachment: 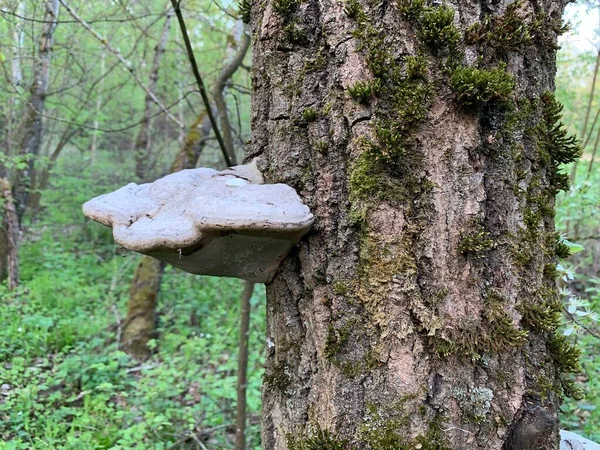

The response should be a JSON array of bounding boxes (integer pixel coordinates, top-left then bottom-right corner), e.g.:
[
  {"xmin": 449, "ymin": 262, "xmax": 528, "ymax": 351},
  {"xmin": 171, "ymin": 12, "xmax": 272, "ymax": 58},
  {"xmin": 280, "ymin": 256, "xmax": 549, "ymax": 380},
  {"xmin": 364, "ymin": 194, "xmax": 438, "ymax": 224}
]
[{"xmin": 248, "ymin": 0, "xmax": 581, "ymax": 448}]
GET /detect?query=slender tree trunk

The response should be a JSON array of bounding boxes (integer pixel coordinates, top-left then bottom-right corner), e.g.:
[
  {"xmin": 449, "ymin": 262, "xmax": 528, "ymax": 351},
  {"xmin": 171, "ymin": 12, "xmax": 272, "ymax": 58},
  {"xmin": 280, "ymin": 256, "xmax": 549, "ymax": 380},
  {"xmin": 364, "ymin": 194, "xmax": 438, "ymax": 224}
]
[
  {"xmin": 0, "ymin": 179, "xmax": 19, "ymax": 290},
  {"xmin": 134, "ymin": 7, "xmax": 174, "ymax": 180},
  {"xmin": 213, "ymin": 21, "xmax": 251, "ymax": 165},
  {"xmin": 120, "ymin": 256, "xmax": 165, "ymax": 360},
  {"xmin": 10, "ymin": 0, "xmax": 25, "ymax": 88},
  {"xmin": 28, "ymin": 126, "xmax": 79, "ymax": 214},
  {"xmin": 235, "ymin": 281, "xmax": 254, "ymax": 450},
  {"xmin": 250, "ymin": 0, "xmax": 577, "ymax": 449},
  {"xmin": 13, "ymin": 0, "xmax": 59, "ymax": 223},
  {"xmin": 0, "ymin": 2, "xmax": 26, "ymax": 282}
]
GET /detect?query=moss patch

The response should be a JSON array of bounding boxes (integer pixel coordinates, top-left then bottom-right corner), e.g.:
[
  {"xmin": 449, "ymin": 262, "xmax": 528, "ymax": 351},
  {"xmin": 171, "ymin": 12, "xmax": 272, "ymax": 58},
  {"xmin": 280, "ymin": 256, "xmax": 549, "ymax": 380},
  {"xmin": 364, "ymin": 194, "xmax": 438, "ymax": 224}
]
[{"xmin": 450, "ymin": 64, "xmax": 514, "ymax": 105}]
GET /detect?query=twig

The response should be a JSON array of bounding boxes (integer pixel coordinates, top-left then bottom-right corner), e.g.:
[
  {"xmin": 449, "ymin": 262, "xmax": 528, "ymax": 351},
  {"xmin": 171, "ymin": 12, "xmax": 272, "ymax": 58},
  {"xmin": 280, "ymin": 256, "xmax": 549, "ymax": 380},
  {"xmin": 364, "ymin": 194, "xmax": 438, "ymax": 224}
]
[
  {"xmin": 126, "ymin": 364, "xmax": 158, "ymax": 373},
  {"xmin": 170, "ymin": 0, "xmax": 232, "ymax": 166},
  {"xmin": 564, "ymin": 308, "xmax": 600, "ymax": 339}
]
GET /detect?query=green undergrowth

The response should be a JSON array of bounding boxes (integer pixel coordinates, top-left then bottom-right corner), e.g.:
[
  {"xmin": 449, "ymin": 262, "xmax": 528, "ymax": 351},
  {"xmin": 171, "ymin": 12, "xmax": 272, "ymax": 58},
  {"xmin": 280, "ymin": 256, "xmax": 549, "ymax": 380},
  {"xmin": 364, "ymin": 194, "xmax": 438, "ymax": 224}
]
[
  {"xmin": 0, "ymin": 151, "xmax": 265, "ymax": 449},
  {"xmin": 555, "ymin": 162, "xmax": 600, "ymax": 441}
]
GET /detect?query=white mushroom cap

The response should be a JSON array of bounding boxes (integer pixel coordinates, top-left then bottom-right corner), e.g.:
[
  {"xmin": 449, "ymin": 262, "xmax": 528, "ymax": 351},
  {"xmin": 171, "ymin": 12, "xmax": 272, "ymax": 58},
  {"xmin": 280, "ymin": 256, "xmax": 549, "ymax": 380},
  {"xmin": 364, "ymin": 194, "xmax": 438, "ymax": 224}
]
[{"xmin": 83, "ymin": 161, "xmax": 313, "ymax": 282}]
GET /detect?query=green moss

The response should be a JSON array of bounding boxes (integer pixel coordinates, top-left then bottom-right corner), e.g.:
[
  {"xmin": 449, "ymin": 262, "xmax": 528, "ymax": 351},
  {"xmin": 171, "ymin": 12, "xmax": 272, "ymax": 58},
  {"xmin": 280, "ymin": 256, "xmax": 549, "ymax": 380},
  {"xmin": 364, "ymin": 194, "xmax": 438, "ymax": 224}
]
[
  {"xmin": 324, "ymin": 320, "xmax": 353, "ymax": 359},
  {"xmin": 284, "ymin": 21, "xmax": 305, "ymax": 44},
  {"xmin": 457, "ymin": 224, "xmax": 494, "ymax": 257},
  {"xmin": 302, "ymin": 107, "xmax": 318, "ymax": 123},
  {"xmin": 239, "ymin": 0, "xmax": 252, "ymax": 23},
  {"xmin": 349, "ymin": 150, "xmax": 405, "ymax": 205},
  {"xmin": 405, "ymin": 54, "xmax": 428, "ymax": 80},
  {"xmin": 555, "ymin": 238, "xmax": 571, "ymax": 259},
  {"xmin": 358, "ymin": 403, "xmax": 411, "ymax": 449},
  {"xmin": 288, "ymin": 413, "xmax": 451, "ymax": 450},
  {"xmin": 465, "ymin": 0, "xmax": 537, "ymax": 54},
  {"xmin": 287, "ymin": 429, "xmax": 350, "ymax": 450},
  {"xmin": 417, "ymin": 4, "xmax": 461, "ymax": 54},
  {"xmin": 315, "ymin": 140, "xmax": 329, "ymax": 154},
  {"xmin": 344, "ymin": 0, "xmax": 365, "ymax": 20},
  {"xmin": 348, "ymin": 80, "xmax": 373, "ymax": 104},
  {"xmin": 530, "ymin": 92, "xmax": 581, "ymax": 193},
  {"xmin": 432, "ymin": 290, "xmax": 528, "ymax": 360},
  {"xmin": 332, "ymin": 280, "xmax": 349, "ymax": 295},
  {"xmin": 414, "ymin": 418, "xmax": 452, "ymax": 450},
  {"xmin": 263, "ymin": 362, "xmax": 291, "ymax": 393},
  {"xmin": 543, "ymin": 263, "xmax": 559, "ymax": 279},
  {"xmin": 548, "ymin": 334, "xmax": 583, "ymax": 400},
  {"xmin": 518, "ymin": 289, "xmax": 562, "ymax": 333},
  {"xmin": 450, "ymin": 64, "xmax": 514, "ymax": 105},
  {"xmin": 397, "ymin": 0, "xmax": 426, "ymax": 22},
  {"xmin": 539, "ymin": 92, "xmax": 582, "ymax": 165},
  {"xmin": 273, "ymin": 0, "xmax": 298, "ymax": 20}
]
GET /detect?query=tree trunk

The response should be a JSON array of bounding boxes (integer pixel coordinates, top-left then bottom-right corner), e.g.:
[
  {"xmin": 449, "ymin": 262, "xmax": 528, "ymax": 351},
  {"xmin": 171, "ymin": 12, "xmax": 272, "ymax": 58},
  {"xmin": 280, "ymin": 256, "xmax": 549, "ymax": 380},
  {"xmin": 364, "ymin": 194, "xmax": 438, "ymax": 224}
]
[
  {"xmin": 134, "ymin": 7, "xmax": 174, "ymax": 180},
  {"xmin": 121, "ymin": 256, "xmax": 164, "ymax": 360},
  {"xmin": 236, "ymin": 281, "xmax": 255, "ymax": 450},
  {"xmin": 13, "ymin": 0, "xmax": 59, "ymax": 222},
  {"xmin": 0, "ymin": 179, "xmax": 19, "ymax": 290},
  {"xmin": 250, "ymin": 1, "xmax": 578, "ymax": 449}
]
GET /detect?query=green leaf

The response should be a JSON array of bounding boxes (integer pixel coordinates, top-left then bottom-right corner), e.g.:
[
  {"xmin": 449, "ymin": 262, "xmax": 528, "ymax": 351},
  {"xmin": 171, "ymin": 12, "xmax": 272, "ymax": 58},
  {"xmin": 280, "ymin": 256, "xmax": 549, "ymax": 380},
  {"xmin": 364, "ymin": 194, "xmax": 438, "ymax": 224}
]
[{"xmin": 562, "ymin": 239, "xmax": 585, "ymax": 255}]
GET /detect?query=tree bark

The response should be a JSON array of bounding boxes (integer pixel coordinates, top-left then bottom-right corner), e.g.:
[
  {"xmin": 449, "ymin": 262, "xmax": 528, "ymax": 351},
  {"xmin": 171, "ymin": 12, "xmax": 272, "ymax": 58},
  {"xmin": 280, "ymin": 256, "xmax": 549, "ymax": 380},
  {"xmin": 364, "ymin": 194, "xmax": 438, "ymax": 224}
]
[
  {"xmin": 250, "ymin": 0, "xmax": 577, "ymax": 449},
  {"xmin": 134, "ymin": 7, "xmax": 174, "ymax": 180},
  {"xmin": 0, "ymin": 179, "xmax": 19, "ymax": 290},
  {"xmin": 13, "ymin": 0, "xmax": 59, "ymax": 223}
]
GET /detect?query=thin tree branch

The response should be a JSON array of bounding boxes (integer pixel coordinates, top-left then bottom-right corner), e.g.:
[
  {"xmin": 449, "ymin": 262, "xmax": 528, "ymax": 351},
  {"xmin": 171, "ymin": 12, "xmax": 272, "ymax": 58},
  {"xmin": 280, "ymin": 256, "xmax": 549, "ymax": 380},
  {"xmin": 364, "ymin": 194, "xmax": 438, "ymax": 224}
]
[
  {"xmin": 170, "ymin": 0, "xmax": 232, "ymax": 166},
  {"xmin": 235, "ymin": 281, "xmax": 254, "ymax": 450},
  {"xmin": 563, "ymin": 308, "xmax": 600, "ymax": 339}
]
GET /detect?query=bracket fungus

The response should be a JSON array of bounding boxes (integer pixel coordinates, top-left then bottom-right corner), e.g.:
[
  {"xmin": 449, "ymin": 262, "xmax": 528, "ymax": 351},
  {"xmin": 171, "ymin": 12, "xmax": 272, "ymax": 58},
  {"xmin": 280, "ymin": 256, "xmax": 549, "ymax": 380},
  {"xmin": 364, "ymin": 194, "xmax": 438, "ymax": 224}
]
[
  {"xmin": 83, "ymin": 160, "xmax": 314, "ymax": 282},
  {"xmin": 560, "ymin": 431, "xmax": 600, "ymax": 450}
]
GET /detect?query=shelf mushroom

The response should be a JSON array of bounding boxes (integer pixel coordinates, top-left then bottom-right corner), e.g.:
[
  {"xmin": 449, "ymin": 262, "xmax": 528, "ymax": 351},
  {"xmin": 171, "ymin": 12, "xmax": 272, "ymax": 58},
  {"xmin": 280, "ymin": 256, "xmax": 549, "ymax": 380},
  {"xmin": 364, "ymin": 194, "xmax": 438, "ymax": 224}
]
[
  {"xmin": 560, "ymin": 430, "xmax": 600, "ymax": 450},
  {"xmin": 83, "ymin": 160, "xmax": 314, "ymax": 282}
]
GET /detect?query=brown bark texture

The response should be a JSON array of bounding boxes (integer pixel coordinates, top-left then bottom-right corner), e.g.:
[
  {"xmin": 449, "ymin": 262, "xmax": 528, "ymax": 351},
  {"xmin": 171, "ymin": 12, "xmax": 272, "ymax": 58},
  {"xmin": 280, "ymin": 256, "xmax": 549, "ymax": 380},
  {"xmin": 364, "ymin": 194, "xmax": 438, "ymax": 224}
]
[
  {"xmin": 248, "ymin": 0, "xmax": 577, "ymax": 449},
  {"xmin": 1, "ymin": 178, "xmax": 19, "ymax": 290},
  {"xmin": 13, "ymin": 0, "xmax": 59, "ymax": 222}
]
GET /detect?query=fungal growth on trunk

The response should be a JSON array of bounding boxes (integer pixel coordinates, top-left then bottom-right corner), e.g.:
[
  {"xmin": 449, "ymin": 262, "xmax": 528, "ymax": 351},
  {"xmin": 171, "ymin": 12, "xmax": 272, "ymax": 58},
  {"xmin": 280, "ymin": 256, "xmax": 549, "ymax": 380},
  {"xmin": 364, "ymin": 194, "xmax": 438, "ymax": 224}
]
[{"xmin": 83, "ymin": 160, "xmax": 314, "ymax": 282}]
